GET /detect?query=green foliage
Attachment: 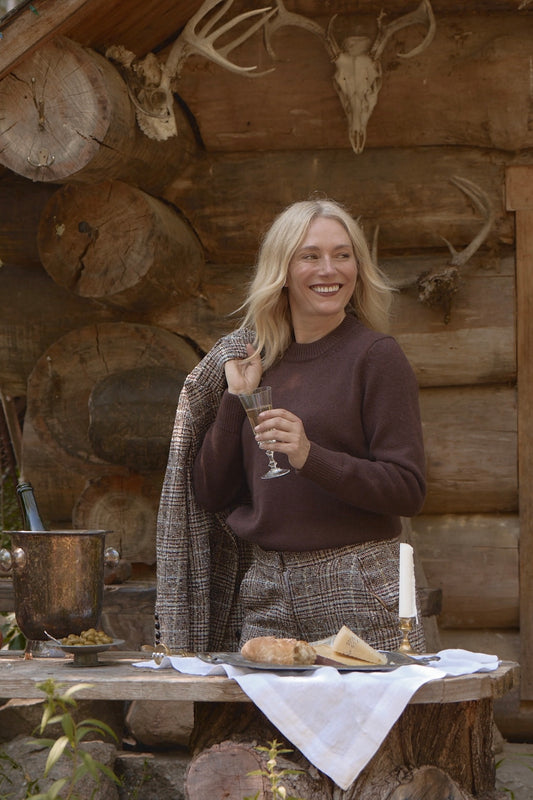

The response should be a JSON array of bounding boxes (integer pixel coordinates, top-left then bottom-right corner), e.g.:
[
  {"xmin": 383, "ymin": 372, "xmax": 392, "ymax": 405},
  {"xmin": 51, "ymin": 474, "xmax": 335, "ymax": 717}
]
[
  {"xmin": 0, "ymin": 611, "xmax": 26, "ymax": 651},
  {"xmin": 24, "ymin": 679, "xmax": 121, "ymax": 800},
  {"xmin": 244, "ymin": 739, "xmax": 307, "ymax": 800}
]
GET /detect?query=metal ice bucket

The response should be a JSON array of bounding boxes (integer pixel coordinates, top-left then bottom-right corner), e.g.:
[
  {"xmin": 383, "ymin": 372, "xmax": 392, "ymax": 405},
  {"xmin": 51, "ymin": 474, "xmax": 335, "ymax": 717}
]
[{"xmin": 1, "ymin": 530, "xmax": 110, "ymax": 642}]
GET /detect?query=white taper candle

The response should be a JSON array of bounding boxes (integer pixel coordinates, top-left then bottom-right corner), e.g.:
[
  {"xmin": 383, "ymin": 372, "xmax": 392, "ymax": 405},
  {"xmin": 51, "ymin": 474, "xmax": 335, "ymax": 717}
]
[{"xmin": 399, "ymin": 542, "xmax": 417, "ymax": 618}]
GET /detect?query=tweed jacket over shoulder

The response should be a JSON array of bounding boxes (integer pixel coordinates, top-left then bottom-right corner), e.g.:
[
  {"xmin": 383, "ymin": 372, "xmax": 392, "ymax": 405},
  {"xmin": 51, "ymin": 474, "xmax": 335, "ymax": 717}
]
[{"xmin": 155, "ymin": 328, "xmax": 254, "ymax": 652}]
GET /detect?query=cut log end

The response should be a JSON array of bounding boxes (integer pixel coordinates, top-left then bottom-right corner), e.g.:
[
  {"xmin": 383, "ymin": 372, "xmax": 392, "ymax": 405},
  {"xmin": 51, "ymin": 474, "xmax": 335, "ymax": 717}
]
[{"xmin": 37, "ymin": 180, "xmax": 204, "ymax": 311}]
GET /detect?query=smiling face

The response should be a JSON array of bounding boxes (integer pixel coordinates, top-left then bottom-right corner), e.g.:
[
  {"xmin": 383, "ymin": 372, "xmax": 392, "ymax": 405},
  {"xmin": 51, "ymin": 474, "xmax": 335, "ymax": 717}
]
[{"xmin": 285, "ymin": 215, "xmax": 358, "ymax": 342}]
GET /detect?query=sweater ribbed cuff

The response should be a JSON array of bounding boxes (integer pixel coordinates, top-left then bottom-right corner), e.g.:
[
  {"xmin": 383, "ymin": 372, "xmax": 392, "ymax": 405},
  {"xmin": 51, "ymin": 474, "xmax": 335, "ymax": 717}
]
[
  {"xmin": 217, "ymin": 390, "xmax": 247, "ymax": 433},
  {"xmin": 299, "ymin": 442, "xmax": 344, "ymax": 488}
]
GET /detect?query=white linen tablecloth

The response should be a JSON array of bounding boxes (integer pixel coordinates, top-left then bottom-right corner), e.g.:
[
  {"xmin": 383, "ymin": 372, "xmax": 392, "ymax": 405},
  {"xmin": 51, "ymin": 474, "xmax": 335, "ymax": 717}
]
[{"xmin": 133, "ymin": 649, "xmax": 499, "ymax": 790}]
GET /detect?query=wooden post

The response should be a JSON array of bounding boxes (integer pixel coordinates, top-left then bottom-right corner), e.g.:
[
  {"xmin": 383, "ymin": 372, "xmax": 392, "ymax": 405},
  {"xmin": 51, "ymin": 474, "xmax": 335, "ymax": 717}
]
[{"xmin": 506, "ymin": 165, "xmax": 533, "ymax": 700}]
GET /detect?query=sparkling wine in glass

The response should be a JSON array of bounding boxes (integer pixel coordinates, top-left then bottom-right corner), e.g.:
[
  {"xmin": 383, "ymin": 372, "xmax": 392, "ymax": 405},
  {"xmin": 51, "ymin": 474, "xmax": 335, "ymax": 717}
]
[{"xmin": 239, "ymin": 386, "xmax": 290, "ymax": 479}]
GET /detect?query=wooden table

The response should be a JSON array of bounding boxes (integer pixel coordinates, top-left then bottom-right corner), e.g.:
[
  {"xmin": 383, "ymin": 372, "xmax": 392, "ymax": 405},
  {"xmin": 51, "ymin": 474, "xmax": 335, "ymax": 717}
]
[
  {"xmin": 0, "ymin": 651, "xmax": 519, "ymax": 800},
  {"xmin": 0, "ymin": 650, "xmax": 517, "ymax": 704}
]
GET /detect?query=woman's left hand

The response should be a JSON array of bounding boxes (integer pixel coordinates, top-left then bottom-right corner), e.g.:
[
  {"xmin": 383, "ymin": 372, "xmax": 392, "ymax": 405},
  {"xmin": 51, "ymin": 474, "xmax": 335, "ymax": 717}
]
[{"xmin": 254, "ymin": 408, "xmax": 311, "ymax": 470}]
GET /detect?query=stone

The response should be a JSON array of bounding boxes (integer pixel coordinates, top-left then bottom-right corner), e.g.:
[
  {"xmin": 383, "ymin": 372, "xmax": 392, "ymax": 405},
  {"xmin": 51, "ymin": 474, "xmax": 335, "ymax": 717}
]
[
  {"xmin": 125, "ymin": 700, "xmax": 194, "ymax": 748},
  {"xmin": 115, "ymin": 751, "xmax": 190, "ymax": 800},
  {"xmin": 0, "ymin": 735, "xmax": 119, "ymax": 800},
  {"xmin": 495, "ymin": 741, "xmax": 533, "ymax": 800},
  {"xmin": 0, "ymin": 697, "xmax": 125, "ymax": 743}
]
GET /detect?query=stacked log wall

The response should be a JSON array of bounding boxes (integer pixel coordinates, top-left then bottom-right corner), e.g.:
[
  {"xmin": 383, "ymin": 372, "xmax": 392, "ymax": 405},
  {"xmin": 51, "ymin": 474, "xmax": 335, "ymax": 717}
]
[{"xmin": 0, "ymin": 6, "xmax": 530, "ymax": 724}]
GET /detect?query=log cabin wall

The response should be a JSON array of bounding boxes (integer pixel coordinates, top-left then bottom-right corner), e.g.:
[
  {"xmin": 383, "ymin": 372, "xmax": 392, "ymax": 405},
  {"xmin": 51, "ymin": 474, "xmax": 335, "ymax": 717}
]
[{"xmin": 0, "ymin": 0, "xmax": 532, "ymax": 735}]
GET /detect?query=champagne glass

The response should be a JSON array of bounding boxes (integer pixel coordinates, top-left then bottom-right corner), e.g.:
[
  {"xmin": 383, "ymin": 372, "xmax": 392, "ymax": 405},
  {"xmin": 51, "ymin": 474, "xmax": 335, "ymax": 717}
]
[{"xmin": 239, "ymin": 386, "xmax": 290, "ymax": 479}]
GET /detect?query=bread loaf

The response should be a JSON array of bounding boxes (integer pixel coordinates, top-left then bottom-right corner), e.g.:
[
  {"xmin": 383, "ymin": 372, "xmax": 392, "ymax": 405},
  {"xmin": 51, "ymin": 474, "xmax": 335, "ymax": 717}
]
[{"xmin": 241, "ymin": 636, "xmax": 316, "ymax": 665}]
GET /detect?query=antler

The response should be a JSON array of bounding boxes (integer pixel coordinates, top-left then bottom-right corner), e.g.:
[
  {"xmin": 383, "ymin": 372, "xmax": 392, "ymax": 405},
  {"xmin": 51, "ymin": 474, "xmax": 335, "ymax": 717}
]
[
  {"xmin": 371, "ymin": 0, "xmax": 436, "ymax": 61},
  {"xmin": 416, "ymin": 176, "xmax": 494, "ymax": 323},
  {"xmin": 263, "ymin": 0, "xmax": 325, "ymax": 59},
  {"xmin": 440, "ymin": 176, "xmax": 494, "ymax": 267},
  {"xmin": 107, "ymin": 0, "xmax": 279, "ymax": 141},
  {"xmin": 165, "ymin": 0, "xmax": 277, "ymax": 80}
]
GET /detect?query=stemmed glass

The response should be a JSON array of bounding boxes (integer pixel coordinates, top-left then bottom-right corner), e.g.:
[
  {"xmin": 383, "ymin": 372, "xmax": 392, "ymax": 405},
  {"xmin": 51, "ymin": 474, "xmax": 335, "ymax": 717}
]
[{"xmin": 239, "ymin": 386, "xmax": 290, "ymax": 480}]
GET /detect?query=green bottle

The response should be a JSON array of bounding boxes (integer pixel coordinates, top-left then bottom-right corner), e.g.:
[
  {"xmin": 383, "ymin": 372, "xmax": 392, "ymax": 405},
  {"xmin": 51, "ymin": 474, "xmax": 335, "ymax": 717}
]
[{"xmin": 16, "ymin": 481, "xmax": 47, "ymax": 531}]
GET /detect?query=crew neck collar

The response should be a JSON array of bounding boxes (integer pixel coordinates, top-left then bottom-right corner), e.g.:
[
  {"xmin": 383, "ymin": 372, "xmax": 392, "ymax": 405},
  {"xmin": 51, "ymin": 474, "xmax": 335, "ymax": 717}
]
[{"xmin": 283, "ymin": 316, "xmax": 358, "ymax": 362}]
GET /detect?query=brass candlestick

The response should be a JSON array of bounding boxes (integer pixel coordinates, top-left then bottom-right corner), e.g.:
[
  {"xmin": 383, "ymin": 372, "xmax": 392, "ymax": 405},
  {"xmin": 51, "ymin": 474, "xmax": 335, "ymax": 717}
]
[{"xmin": 398, "ymin": 616, "xmax": 417, "ymax": 655}]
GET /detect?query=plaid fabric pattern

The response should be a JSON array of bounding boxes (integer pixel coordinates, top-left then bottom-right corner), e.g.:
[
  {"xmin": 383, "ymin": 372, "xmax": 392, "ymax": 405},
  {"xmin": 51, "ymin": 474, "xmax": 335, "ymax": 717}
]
[
  {"xmin": 239, "ymin": 539, "xmax": 426, "ymax": 652},
  {"xmin": 155, "ymin": 328, "xmax": 254, "ymax": 652}
]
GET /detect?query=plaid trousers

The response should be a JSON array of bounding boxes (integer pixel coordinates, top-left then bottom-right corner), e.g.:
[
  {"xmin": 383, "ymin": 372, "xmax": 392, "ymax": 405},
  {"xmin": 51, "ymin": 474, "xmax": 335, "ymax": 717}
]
[{"xmin": 238, "ymin": 537, "xmax": 426, "ymax": 653}]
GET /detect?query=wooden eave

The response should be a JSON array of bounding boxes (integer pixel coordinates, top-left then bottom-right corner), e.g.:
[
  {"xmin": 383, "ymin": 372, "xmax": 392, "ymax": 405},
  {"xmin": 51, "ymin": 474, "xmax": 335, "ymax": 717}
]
[
  {"xmin": 0, "ymin": 0, "xmax": 530, "ymax": 84},
  {"xmin": 0, "ymin": 0, "xmax": 200, "ymax": 81}
]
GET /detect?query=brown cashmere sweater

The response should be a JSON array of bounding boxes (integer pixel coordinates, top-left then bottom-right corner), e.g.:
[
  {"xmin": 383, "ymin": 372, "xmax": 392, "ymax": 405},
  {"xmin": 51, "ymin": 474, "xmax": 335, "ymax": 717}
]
[{"xmin": 193, "ymin": 316, "xmax": 426, "ymax": 551}]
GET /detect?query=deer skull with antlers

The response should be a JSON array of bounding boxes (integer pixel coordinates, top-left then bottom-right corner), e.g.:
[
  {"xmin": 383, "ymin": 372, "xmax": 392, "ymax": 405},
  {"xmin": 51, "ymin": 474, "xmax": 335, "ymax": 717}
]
[
  {"xmin": 107, "ymin": 0, "xmax": 277, "ymax": 140},
  {"xmin": 326, "ymin": 1, "xmax": 436, "ymax": 153},
  {"xmin": 107, "ymin": 0, "xmax": 436, "ymax": 148},
  {"xmin": 264, "ymin": 0, "xmax": 436, "ymax": 154}
]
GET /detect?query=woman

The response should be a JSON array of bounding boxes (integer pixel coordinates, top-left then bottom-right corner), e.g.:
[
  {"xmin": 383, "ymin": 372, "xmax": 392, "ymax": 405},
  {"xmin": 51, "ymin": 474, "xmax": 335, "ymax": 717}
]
[{"xmin": 189, "ymin": 198, "xmax": 427, "ymax": 653}]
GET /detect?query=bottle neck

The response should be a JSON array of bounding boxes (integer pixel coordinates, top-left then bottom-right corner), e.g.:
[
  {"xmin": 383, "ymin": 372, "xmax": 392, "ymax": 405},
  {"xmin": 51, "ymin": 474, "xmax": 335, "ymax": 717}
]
[{"xmin": 16, "ymin": 482, "xmax": 46, "ymax": 531}]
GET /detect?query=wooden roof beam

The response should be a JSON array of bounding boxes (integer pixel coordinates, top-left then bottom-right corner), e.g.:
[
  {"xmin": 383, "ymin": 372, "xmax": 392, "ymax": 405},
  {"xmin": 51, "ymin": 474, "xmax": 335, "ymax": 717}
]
[{"xmin": 0, "ymin": 0, "xmax": 109, "ymax": 80}]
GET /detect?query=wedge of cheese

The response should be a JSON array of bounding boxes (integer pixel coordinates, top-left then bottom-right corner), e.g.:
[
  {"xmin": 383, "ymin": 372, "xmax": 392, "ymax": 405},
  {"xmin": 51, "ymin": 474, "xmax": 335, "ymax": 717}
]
[
  {"xmin": 331, "ymin": 624, "xmax": 388, "ymax": 665},
  {"xmin": 312, "ymin": 642, "xmax": 375, "ymax": 666}
]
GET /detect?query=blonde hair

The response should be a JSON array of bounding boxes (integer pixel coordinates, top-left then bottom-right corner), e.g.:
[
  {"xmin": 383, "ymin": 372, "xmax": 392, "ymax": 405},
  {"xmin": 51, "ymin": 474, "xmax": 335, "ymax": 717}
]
[{"xmin": 239, "ymin": 199, "xmax": 393, "ymax": 370}]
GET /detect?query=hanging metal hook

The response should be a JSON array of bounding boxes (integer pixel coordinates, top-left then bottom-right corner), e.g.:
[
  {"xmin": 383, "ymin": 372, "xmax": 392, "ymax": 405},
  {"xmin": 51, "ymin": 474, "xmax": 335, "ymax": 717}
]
[{"xmin": 27, "ymin": 148, "xmax": 55, "ymax": 168}]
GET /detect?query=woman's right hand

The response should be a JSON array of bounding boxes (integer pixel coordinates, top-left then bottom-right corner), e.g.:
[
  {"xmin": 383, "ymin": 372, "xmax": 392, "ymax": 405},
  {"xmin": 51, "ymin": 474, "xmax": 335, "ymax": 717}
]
[{"xmin": 225, "ymin": 343, "xmax": 263, "ymax": 395}]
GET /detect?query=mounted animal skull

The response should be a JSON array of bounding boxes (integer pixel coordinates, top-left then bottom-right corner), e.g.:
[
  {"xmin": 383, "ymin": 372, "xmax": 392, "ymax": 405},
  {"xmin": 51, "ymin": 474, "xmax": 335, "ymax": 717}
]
[
  {"xmin": 264, "ymin": 0, "xmax": 436, "ymax": 153},
  {"xmin": 107, "ymin": 0, "xmax": 435, "ymax": 150},
  {"xmin": 266, "ymin": 0, "xmax": 436, "ymax": 154},
  {"xmin": 107, "ymin": 0, "xmax": 277, "ymax": 140},
  {"xmin": 326, "ymin": 1, "xmax": 436, "ymax": 153}
]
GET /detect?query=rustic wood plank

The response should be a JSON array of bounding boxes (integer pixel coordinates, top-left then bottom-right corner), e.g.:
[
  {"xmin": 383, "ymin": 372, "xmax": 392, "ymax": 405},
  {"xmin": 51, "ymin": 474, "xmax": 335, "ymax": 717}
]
[
  {"xmin": 163, "ymin": 148, "xmax": 510, "ymax": 263},
  {"xmin": 506, "ymin": 165, "xmax": 533, "ymax": 700},
  {"xmin": 0, "ymin": 0, "xmax": 197, "ymax": 81},
  {"xmin": 175, "ymin": 14, "xmax": 533, "ymax": 153},
  {"xmin": 387, "ymin": 254, "xmax": 516, "ymax": 385},
  {"xmin": 0, "ymin": 0, "xmax": 103, "ymax": 80},
  {"xmin": 439, "ymin": 629, "xmax": 520, "ymax": 664},
  {"xmin": 420, "ymin": 385, "xmax": 517, "ymax": 514},
  {"xmin": 507, "ymin": 165, "xmax": 533, "ymax": 209},
  {"xmin": 412, "ymin": 514, "xmax": 519, "ymax": 628},
  {"xmin": 0, "ymin": 654, "xmax": 518, "ymax": 705}
]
